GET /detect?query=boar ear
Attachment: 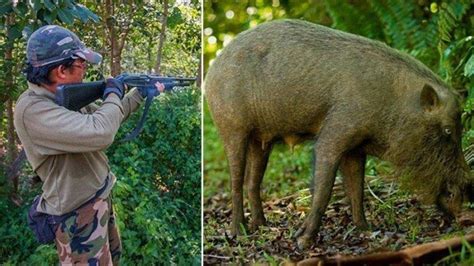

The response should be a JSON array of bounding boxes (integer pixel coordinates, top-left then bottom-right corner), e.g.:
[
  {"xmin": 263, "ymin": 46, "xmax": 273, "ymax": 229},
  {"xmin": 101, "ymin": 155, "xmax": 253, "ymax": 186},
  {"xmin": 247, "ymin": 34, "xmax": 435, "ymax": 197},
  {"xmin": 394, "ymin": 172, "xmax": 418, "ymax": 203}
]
[{"xmin": 420, "ymin": 84, "xmax": 440, "ymax": 112}]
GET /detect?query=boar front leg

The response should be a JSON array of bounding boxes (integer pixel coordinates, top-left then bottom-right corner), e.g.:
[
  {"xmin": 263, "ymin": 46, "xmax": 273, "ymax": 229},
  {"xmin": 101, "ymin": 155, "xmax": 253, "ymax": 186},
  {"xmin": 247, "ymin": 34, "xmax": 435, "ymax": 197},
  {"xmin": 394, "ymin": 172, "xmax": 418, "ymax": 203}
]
[
  {"xmin": 296, "ymin": 125, "xmax": 364, "ymax": 249},
  {"xmin": 246, "ymin": 137, "xmax": 272, "ymax": 231},
  {"xmin": 340, "ymin": 149, "xmax": 369, "ymax": 229},
  {"xmin": 223, "ymin": 132, "xmax": 249, "ymax": 235}
]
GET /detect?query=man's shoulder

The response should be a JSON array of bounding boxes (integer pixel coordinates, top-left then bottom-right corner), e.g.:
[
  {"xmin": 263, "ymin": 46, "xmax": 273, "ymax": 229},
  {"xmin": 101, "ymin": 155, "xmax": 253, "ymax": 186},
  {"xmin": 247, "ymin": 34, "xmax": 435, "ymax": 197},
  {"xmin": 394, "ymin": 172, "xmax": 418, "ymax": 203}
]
[
  {"xmin": 15, "ymin": 88, "xmax": 57, "ymax": 118},
  {"xmin": 18, "ymin": 87, "xmax": 49, "ymax": 103}
]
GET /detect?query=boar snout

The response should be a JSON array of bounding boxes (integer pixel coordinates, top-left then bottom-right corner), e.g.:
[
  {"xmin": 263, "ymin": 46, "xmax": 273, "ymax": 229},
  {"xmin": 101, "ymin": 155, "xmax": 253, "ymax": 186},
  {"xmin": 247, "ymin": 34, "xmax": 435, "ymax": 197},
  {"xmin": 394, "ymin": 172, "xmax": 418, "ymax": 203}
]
[
  {"xmin": 466, "ymin": 181, "xmax": 474, "ymax": 203},
  {"xmin": 436, "ymin": 184, "xmax": 463, "ymax": 218}
]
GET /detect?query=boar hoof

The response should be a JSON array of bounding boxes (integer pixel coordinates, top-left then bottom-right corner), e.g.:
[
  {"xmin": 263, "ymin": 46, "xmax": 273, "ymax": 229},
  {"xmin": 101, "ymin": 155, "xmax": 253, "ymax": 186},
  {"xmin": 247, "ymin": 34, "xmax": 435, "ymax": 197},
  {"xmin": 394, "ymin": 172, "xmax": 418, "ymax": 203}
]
[
  {"xmin": 294, "ymin": 220, "xmax": 310, "ymax": 238},
  {"xmin": 230, "ymin": 222, "xmax": 248, "ymax": 236},
  {"xmin": 250, "ymin": 219, "xmax": 266, "ymax": 232},
  {"xmin": 296, "ymin": 235, "xmax": 313, "ymax": 250},
  {"xmin": 294, "ymin": 226, "xmax": 305, "ymax": 238},
  {"xmin": 355, "ymin": 220, "xmax": 370, "ymax": 230}
]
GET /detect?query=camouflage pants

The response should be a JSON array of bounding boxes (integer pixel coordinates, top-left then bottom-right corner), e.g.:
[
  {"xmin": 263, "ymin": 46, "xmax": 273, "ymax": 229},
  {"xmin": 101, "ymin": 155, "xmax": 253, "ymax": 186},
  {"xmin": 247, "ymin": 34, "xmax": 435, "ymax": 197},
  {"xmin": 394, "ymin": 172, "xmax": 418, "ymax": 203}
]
[{"xmin": 54, "ymin": 196, "xmax": 122, "ymax": 265}]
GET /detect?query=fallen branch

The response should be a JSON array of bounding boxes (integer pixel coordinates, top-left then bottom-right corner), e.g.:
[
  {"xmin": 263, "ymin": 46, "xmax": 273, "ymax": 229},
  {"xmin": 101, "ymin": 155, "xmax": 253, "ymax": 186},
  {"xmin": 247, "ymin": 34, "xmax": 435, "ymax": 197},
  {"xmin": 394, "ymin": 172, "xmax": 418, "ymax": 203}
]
[
  {"xmin": 204, "ymin": 254, "xmax": 232, "ymax": 260},
  {"xmin": 292, "ymin": 234, "xmax": 474, "ymax": 266}
]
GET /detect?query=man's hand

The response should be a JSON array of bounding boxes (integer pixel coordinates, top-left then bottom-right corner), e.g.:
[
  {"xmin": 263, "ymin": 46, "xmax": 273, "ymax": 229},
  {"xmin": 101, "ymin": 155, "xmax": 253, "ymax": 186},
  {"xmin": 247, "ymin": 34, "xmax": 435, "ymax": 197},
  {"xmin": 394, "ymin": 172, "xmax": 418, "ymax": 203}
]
[
  {"xmin": 155, "ymin": 81, "xmax": 165, "ymax": 93},
  {"xmin": 138, "ymin": 81, "xmax": 165, "ymax": 98},
  {"xmin": 103, "ymin": 78, "xmax": 125, "ymax": 100}
]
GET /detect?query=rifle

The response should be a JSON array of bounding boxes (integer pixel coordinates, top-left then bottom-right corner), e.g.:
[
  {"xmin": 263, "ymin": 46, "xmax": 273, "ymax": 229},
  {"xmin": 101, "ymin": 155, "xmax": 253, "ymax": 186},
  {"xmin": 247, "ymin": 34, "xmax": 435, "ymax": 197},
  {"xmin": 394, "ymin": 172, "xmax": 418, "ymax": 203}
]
[{"xmin": 55, "ymin": 73, "xmax": 195, "ymax": 141}]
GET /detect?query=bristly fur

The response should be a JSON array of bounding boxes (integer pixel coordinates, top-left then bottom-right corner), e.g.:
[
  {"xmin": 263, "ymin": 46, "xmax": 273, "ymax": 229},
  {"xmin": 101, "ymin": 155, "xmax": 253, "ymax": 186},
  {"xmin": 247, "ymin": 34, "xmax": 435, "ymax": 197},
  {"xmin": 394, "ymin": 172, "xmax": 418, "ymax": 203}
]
[
  {"xmin": 384, "ymin": 115, "xmax": 468, "ymax": 203},
  {"xmin": 283, "ymin": 20, "xmax": 447, "ymax": 88}
]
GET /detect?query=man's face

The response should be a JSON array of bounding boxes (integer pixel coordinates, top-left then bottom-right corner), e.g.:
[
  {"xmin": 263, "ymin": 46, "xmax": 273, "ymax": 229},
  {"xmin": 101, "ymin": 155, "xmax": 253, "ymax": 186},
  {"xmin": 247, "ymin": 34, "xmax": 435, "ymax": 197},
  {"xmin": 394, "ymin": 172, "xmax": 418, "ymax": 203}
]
[
  {"xmin": 63, "ymin": 59, "xmax": 88, "ymax": 84},
  {"xmin": 43, "ymin": 59, "xmax": 88, "ymax": 93}
]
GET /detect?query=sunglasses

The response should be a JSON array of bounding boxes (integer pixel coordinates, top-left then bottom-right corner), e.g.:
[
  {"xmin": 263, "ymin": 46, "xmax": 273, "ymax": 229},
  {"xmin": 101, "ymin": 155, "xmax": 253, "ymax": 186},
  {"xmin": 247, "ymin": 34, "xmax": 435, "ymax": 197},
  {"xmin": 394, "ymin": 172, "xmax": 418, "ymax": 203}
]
[{"xmin": 71, "ymin": 61, "xmax": 88, "ymax": 70}]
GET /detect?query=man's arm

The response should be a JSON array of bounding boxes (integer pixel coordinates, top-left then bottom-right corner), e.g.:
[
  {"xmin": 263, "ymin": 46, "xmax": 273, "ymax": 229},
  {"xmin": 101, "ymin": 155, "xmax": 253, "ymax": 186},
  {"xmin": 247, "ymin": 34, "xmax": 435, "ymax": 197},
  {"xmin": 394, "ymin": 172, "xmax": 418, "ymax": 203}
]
[
  {"xmin": 80, "ymin": 102, "xmax": 101, "ymax": 114},
  {"xmin": 22, "ymin": 94, "xmax": 124, "ymax": 155},
  {"xmin": 121, "ymin": 88, "xmax": 144, "ymax": 121},
  {"xmin": 81, "ymin": 88, "xmax": 143, "ymax": 121}
]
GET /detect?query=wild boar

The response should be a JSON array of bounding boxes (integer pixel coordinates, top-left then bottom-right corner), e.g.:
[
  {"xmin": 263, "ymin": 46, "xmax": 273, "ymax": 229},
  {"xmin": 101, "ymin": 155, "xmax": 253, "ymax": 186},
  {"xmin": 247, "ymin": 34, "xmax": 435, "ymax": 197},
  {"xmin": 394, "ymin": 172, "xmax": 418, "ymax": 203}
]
[{"xmin": 205, "ymin": 19, "xmax": 473, "ymax": 249}]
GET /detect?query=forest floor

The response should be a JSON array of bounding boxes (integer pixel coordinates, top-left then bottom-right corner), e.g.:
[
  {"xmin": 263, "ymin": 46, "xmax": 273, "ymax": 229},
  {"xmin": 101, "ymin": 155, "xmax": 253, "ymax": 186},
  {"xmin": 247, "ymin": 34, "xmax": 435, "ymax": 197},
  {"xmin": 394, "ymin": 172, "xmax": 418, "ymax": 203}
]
[{"xmin": 203, "ymin": 176, "xmax": 474, "ymax": 265}]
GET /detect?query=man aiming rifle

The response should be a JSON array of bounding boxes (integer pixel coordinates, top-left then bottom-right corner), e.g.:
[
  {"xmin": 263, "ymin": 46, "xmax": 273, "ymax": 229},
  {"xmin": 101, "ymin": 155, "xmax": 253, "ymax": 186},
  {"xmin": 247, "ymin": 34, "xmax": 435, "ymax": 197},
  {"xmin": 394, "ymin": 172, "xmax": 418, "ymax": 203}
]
[{"xmin": 13, "ymin": 25, "xmax": 165, "ymax": 265}]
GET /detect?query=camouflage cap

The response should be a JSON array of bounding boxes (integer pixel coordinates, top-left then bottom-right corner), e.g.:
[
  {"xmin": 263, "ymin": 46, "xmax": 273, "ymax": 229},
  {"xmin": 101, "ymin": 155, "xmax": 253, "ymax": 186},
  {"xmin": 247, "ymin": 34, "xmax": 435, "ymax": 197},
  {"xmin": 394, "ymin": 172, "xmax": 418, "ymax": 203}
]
[{"xmin": 26, "ymin": 25, "xmax": 102, "ymax": 67}]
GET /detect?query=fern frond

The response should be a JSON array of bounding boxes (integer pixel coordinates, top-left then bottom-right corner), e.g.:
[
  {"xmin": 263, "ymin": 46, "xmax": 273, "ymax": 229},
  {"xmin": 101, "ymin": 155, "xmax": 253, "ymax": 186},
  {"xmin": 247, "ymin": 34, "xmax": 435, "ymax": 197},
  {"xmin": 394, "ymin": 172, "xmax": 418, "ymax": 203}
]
[
  {"xmin": 369, "ymin": 0, "xmax": 400, "ymax": 47},
  {"xmin": 437, "ymin": 0, "xmax": 471, "ymax": 81},
  {"xmin": 438, "ymin": 1, "xmax": 469, "ymax": 43},
  {"xmin": 324, "ymin": 0, "xmax": 383, "ymax": 40}
]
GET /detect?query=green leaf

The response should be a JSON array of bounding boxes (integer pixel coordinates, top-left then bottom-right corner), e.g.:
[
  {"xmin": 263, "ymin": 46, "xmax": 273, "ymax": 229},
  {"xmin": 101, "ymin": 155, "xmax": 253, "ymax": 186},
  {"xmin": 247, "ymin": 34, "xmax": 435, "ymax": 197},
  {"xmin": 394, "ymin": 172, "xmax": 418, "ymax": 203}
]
[
  {"xmin": 43, "ymin": 0, "xmax": 56, "ymax": 11},
  {"xmin": 76, "ymin": 4, "xmax": 100, "ymax": 22},
  {"xmin": 0, "ymin": 3, "xmax": 13, "ymax": 16},
  {"xmin": 63, "ymin": 0, "xmax": 74, "ymax": 8},
  {"xmin": 13, "ymin": 2, "xmax": 28, "ymax": 16},
  {"xmin": 30, "ymin": 0, "xmax": 42, "ymax": 14},
  {"xmin": 7, "ymin": 24, "xmax": 23, "ymax": 40},
  {"xmin": 464, "ymin": 55, "xmax": 474, "ymax": 77},
  {"xmin": 57, "ymin": 8, "xmax": 74, "ymax": 24},
  {"xmin": 22, "ymin": 25, "xmax": 35, "ymax": 40},
  {"xmin": 42, "ymin": 10, "xmax": 56, "ymax": 24},
  {"xmin": 74, "ymin": 4, "xmax": 99, "ymax": 23},
  {"xmin": 68, "ymin": 5, "xmax": 82, "ymax": 22},
  {"xmin": 168, "ymin": 8, "xmax": 184, "ymax": 29}
]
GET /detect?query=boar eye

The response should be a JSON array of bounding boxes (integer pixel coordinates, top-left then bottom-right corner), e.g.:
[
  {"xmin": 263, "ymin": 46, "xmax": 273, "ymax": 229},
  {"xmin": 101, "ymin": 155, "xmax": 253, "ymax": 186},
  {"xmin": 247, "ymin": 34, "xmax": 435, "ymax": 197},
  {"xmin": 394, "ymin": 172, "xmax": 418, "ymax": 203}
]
[{"xmin": 444, "ymin": 127, "xmax": 452, "ymax": 135}]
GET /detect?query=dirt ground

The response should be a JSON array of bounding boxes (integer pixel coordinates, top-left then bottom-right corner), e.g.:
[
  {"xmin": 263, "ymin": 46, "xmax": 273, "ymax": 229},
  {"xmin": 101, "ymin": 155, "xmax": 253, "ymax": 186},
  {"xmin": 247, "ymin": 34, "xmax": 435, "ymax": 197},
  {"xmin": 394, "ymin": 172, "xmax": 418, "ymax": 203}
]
[{"xmin": 203, "ymin": 177, "xmax": 474, "ymax": 264}]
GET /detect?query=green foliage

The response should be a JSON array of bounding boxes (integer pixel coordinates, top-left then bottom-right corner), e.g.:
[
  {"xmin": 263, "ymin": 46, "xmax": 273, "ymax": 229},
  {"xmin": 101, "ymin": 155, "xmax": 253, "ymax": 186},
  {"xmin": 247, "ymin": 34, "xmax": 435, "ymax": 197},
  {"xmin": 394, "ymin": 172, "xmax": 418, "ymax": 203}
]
[
  {"xmin": 434, "ymin": 238, "xmax": 474, "ymax": 265},
  {"xmin": 107, "ymin": 88, "xmax": 201, "ymax": 265},
  {"xmin": 325, "ymin": 0, "xmax": 384, "ymax": 40},
  {"xmin": 161, "ymin": 5, "xmax": 201, "ymax": 76},
  {"xmin": 0, "ymin": 183, "xmax": 57, "ymax": 265},
  {"xmin": 115, "ymin": 2, "xmax": 200, "ymax": 75}
]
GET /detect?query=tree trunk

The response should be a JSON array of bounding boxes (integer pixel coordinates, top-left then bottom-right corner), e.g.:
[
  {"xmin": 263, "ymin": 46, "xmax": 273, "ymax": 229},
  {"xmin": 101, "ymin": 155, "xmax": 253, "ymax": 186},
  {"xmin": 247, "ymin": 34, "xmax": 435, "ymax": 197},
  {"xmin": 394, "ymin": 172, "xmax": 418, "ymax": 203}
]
[
  {"xmin": 6, "ymin": 100, "xmax": 18, "ymax": 194},
  {"xmin": 196, "ymin": 57, "xmax": 202, "ymax": 88},
  {"xmin": 0, "ymin": 104, "xmax": 5, "ymax": 168},
  {"xmin": 148, "ymin": 35, "xmax": 153, "ymax": 73},
  {"xmin": 105, "ymin": 0, "xmax": 120, "ymax": 76},
  {"xmin": 5, "ymin": 20, "xmax": 16, "ymax": 186},
  {"xmin": 0, "ymin": 106, "xmax": 4, "ymax": 189},
  {"xmin": 3, "ymin": 13, "xmax": 18, "ymax": 197},
  {"xmin": 0, "ymin": 13, "xmax": 15, "ymax": 136},
  {"xmin": 6, "ymin": 100, "xmax": 16, "ymax": 163},
  {"xmin": 154, "ymin": 0, "xmax": 169, "ymax": 74},
  {"xmin": 104, "ymin": 0, "xmax": 132, "ymax": 76}
]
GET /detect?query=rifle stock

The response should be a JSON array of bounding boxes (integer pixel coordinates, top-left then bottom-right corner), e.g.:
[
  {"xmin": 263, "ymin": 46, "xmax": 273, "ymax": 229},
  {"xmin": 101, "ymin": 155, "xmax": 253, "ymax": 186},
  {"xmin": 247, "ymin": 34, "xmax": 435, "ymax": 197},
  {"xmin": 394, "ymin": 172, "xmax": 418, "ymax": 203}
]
[{"xmin": 55, "ymin": 81, "xmax": 106, "ymax": 111}]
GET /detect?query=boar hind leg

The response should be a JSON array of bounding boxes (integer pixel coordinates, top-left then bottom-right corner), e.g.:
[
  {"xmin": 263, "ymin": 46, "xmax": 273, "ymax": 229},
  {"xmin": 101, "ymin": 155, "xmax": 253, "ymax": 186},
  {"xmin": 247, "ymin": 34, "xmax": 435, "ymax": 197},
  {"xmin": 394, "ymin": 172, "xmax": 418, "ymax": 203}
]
[
  {"xmin": 223, "ymin": 132, "xmax": 249, "ymax": 235},
  {"xmin": 247, "ymin": 137, "xmax": 272, "ymax": 231},
  {"xmin": 340, "ymin": 150, "xmax": 369, "ymax": 229},
  {"xmin": 296, "ymin": 126, "xmax": 365, "ymax": 249}
]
